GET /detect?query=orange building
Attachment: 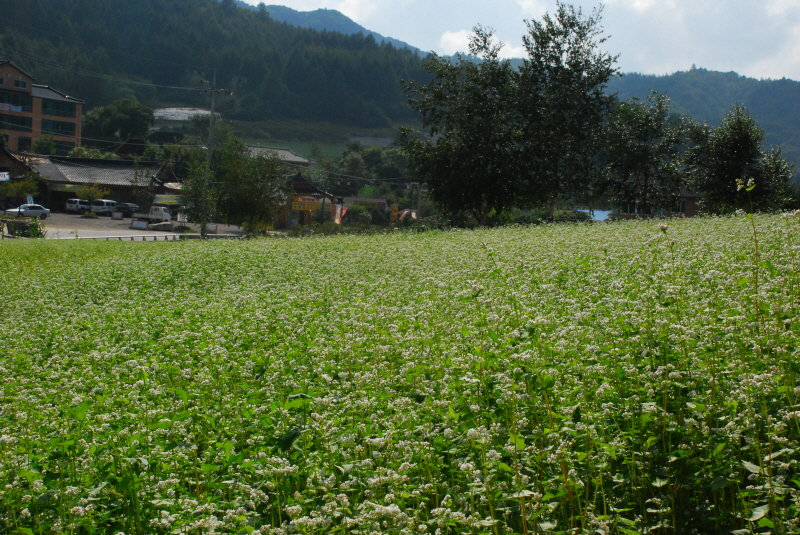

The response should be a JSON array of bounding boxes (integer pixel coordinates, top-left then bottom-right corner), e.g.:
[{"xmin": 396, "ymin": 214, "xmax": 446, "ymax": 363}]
[{"xmin": 0, "ymin": 60, "xmax": 84, "ymax": 155}]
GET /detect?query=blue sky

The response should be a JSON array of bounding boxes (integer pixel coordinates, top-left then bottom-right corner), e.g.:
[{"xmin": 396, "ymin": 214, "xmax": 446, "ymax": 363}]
[{"xmin": 241, "ymin": 0, "xmax": 800, "ymax": 81}]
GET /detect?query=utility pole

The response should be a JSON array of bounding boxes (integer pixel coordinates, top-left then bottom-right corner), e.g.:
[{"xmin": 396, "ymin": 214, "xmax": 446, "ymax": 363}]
[
  {"xmin": 318, "ymin": 174, "xmax": 328, "ymax": 224},
  {"xmin": 203, "ymin": 69, "xmax": 230, "ymax": 166},
  {"xmin": 197, "ymin": 69, "xmax": 228, "ymax": 239},
  {"xmin": 206, "ymin": 69, "xmax": 216, "ymax": 166},
  {"xmin": 417, "ymin": 183, "xmax": 423, "ymax": 218}
]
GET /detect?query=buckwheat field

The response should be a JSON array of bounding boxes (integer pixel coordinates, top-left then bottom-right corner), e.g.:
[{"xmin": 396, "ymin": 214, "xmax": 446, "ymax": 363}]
[{"xmin": 1, "ymin": 214, "xmax": 800, "ymax": 535}]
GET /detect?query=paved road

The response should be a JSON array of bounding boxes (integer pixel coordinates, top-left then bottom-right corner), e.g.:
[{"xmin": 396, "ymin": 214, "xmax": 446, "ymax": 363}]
[{"xmin": 4, "ymin": 213, "xmax": 247, "ymax": 240}]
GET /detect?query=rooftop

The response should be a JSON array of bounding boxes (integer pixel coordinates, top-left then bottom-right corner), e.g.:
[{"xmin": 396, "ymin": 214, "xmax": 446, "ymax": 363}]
[
  {"xmin": 32, "ymin": 84, "xmax": 84, "ymax": 104},
  {"xmin": 0, "ymin": 60, "xmax": 36, "ymax": 80},
  {"xmin": 249, "ymin": 146, "xmax": 314, "ymax": 167},
  {"xmin": 30, "ymin": 157, "xmax": 165, "ymax": 187}
]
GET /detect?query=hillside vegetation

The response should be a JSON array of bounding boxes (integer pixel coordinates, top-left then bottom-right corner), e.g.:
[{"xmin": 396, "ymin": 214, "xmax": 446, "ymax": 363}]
[
  {"xmin": 0, "ymin": 0, "xmax": 427, "ymax": 127},
  {"xmin": 1, "ymin": 215, "xmax": 800, "ymax": 533}
]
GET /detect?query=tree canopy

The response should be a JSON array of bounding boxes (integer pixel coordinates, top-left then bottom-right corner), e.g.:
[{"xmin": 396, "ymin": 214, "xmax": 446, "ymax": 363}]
[
  {"xmin": 82, "ymin": 100, "xmax": 155, "ymax": 142},
  {"xmin": 399, "ymin": 28, "xmax": 521, "ymax": 225},
  {"xmin": 686, "ymin": 105, "xmax": 795, "ymax": 213},
  {"xmin": 400, "ymin": 3, "xmax": 618, "ymax": 223},
  {"xmin": 597, "ymin": 93, "xmax": 686, "ymax": 215}
]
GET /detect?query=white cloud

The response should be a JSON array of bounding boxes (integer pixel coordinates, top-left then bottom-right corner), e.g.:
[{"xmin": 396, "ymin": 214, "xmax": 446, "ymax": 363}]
[
  {"xmin": 499, "ymin": 43, "xmax": 527, "ymax": 59},
  {"xmin": 516, "ymin": 0, "xmax": 547, "ymax": 17},
  {"xmin": 438, "ymin": 30, "xmax": 473, "ymax": 55},
  {"xmin": 765, "ymin": 0, "xmax": 800, "ymax": 17},
  {"xmin": 604, "ymin": 0, "xmax": 679, "ymax": 14},
  {"xmin": 336, "ymin": 0, "xmax": 381, "ymax": 22}
]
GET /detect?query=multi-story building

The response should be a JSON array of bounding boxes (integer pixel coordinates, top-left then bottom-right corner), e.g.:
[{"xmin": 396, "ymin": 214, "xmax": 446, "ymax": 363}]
[{"xmin": 0, "ymin": 60, "xmax": 84, "ymax": 155}]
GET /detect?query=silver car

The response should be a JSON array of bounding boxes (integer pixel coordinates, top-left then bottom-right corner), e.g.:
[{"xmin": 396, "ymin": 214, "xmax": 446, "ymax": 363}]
[{"xmin": 5, "ymin": 204, "xmax": 51, "ymax": 219}]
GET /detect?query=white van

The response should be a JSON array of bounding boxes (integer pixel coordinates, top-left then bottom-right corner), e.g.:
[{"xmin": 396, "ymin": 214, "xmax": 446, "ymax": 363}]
[
  {"xmin": 90, "ymin": 199, "xmax": 117, "ymax": 216},
  {"xmin": 65, "ymin": 198, "xmax": 90, "ymax": 214}
]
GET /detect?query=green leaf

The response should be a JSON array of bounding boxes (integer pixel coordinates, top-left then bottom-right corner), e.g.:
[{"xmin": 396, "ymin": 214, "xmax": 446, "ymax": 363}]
[
  {"xmin": 509, "ymin": 433, "xmax": 525, "ymax": 449},
  {"xmin": 498, "ymin": 462, "xmax": 514, "ymax": 473},
  {"xmin": 278, "ymin": 428, "xmax": 303, "ymax": 451},
  {"xmin": 200, "ymin": 464, "xmax": 219, "ymax": 472},
  {"xmin": 760, "ymin": 260, "xmax": 776, "ymax": 278},
  {"xmin": 487, "ymin": 329, "xmax": 499, "ymax": 343},
  {"xmin": 507, "ymin": 489, "xmax": 536, "ymax": 499},
  {"xmin": 764, "ymin": 448, "xmax": 792, "ymax": 462},
  {"xmin": 742, "ymin": 460, "xmax": 762, "ymax": 474},
  {"xmin": 284, "ymin": 398, "xmax": 307, "ymax": 410},
  {"xmin": 758, "ymin": 517, "xmax": 775, "ymax": 528},
  {"xmin": 71, "ymin": 402, "xmax": 91, "ymax": 421},
  {"xmin": 748, "ymin": 504, "xmax": 769, "ymax": 522},
  {"xmin": 409, "ymin": 393, "xmax": 426, "ymax": 403},
  {"xmin": 539, "ymin": 375, "xmax": 555, "ymax": 390},
  {"xmin": 448, "ymin": 405, "xmax": 459, "ymax": 421}
]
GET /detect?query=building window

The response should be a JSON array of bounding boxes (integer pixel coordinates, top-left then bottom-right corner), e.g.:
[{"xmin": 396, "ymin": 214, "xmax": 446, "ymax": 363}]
[
  {"xmin": 17, "ymin": 137, "xmax": 32, "ymax": 152},
  {"xmin": 53, "ymin": 140, "xmax": 75, "ymax": 155},
  {"xmin": 41, "ymin": 99, "xmax": 76, "ymax": 118},
  {"xmin": 13, "ymin": 80, "xmax": 28, "ymax": 89},
  {"xmin": 0, "ymin": 114, "xmax": 32, "ymax": 132},
  {"xmin": 0, "ymin": 78, "xmax": 4, "ymax": 86},
  {"xmin": 42, "ymin": 119, "xmax": 76, "ymax": 137},
  {"xmin": 0, "ymin": 91, "xmax": 33, "ymax": 112}
]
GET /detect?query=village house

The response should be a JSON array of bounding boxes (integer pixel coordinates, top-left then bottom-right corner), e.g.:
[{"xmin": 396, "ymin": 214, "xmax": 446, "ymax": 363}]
[
  {"xmin": 28, "ymin": 155, "xmax": 179, "ymax": 208},
  {"xmin": 0, "ymin": 60, "xmax": 84, "ymax": 155}
]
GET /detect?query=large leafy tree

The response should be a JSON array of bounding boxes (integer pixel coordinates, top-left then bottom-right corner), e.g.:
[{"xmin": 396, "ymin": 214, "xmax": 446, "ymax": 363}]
[
  {"xmin": 399, "ymin": 27, "xmax": 522, "ymax": 225},
  {"xmin": 215, "ymin": 137, "xmax": 291, "ymax": 232},
  {"xmin": 181, "ymin": 161, "xmax": 217, "ymax": 238},
  {"xmin": 598, "ymin": 93, "xmax": 687, "ymax": 215},
  {"xmin": 82, "ymin": 100, "xmax": 155, "ymax": 142},
  {"xmin": 517, "ymin": 2, "xmax": 619, "ymax": 214},
  {"xmin": 400, "ymin": 3, "xmax": 618, "ymax": 223},
  {"xmin": 686, "ymin": 104, "xmax": 795, "ymax": 213}
]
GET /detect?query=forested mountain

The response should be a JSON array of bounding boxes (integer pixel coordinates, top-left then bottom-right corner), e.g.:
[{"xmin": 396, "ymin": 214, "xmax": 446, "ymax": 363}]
[
  {"xmin": 0, "ymin": 0, "xmax": 428, "ymax": 128},
  {"xmin": 263, "ymin": 4, "xmax": 423, "ymax": 55},
  {"xmin": 608, "ymin": 68, "xmax": 800, "ymax": 164},
  {"xmin": 228, "ymin": 0, "xmax": 422, "ymax": 54},
  {"xmin": 1, "ymin": 0, "xmax": 799, "ymax": 163}
]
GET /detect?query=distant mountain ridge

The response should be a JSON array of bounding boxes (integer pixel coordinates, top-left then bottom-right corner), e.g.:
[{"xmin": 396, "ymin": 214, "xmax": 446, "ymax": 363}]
[
  {"xmin": 231, "ymin": 1, "xmax": 425, "ymax": 55},
  {"xmin": 607, "ymin": 68, "xmax": 800, "ymax": 165}
]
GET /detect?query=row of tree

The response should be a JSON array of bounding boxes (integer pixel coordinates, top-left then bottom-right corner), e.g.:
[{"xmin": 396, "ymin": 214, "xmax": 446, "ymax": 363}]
[{"xmin": 398, "ymin": 3, "xmax": 796, "ymax": 224}]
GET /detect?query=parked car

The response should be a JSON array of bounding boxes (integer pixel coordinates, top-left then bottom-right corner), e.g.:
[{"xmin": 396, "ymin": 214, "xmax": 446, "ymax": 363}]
[
  {"xmin": 5, "ymin": 204, "xmax": 51, "ymax": 219},
  {"xmin": 114, "ymin": 203, "xmax": 140, "ymax": 217},
  {"xmin": 65, "ymin": 198, "xmax": 91, "ymax": 214},
  {"xmin": 90, "ymin": 199, "xmax": 117, "ymax": 216}
]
